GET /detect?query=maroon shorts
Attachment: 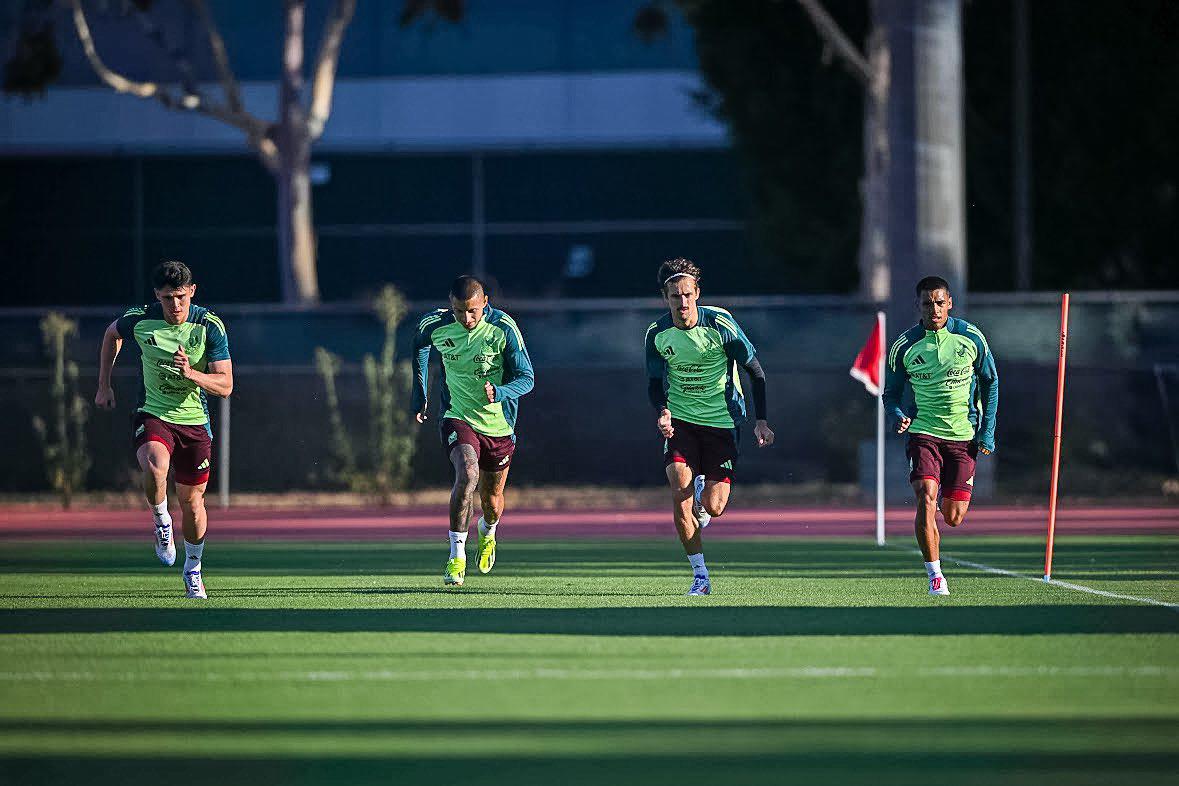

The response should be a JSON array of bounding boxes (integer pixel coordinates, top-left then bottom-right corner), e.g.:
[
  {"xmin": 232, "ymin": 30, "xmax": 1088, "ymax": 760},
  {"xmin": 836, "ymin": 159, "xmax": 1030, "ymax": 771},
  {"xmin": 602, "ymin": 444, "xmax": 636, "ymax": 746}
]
[
  {"xmin": 441, "ymin": 418, "xmax": 516, "ymax": 472},
  {"xmin": 663, "ymin": 418, "xmax": 738, "ymax": 483},
  {"xmin": 906, "ymin": 433, "xmax": 977, "ymax": 501},
  {"xmin": 132, "ymin": 411, "xmax": 212, "ymax": 486}
]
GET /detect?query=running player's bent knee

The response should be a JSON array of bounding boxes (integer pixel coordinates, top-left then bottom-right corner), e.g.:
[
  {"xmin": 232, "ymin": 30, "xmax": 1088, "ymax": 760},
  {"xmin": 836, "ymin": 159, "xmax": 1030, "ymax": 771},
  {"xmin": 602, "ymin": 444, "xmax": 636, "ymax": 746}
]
[{"xmin": 941, "ymin": 503, "xmax": 967, "ymax": 527}]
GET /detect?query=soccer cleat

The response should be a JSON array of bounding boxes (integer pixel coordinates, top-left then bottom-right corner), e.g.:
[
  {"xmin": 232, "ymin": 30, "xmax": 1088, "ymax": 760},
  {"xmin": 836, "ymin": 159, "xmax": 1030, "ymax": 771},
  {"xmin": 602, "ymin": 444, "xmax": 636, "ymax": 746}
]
[
  {"xmin": 687, "ymin": 574, "xmax": 711, "ymax": 596},
  {"xmin": 693, "ymin": 475, "xmax": 712, "ymax": 528},
  {"xmin": 154, "ymin": 520, "xmax": 176, "ymax": 567},
  {"xmin": 476, "ymin": 534, "xmax": 496, "ymax": 574},
  {"xmin": 929, "ymin": 574, "xmax": 950, "ymax": 596},
  {"xmin": 444, "ymin": 557, "xmax": 466, "ymax": 587},
  {"xmin": 184, "ymin": 568, "xmax": 207, "ymax": 599}
]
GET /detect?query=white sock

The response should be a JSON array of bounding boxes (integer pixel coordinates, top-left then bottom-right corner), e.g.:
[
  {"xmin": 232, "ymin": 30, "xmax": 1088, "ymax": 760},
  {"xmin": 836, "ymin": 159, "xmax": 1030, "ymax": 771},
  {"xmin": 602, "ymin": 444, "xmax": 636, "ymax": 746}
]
[
  {"xmin": 184, "ymin": 540, "xmax": 204, "ymax": 572},
  {"xmin": 925, "ymin": 560, "xmax": 942, "ymax": 578},
  {"xmin": 151, "ymin": 500, "xmax": 170, "ymax": 523},
  {"xmin": 478, "ymin": 516, "xmax": 497, "ymax": 539},
  {"xmin": 449, "ymin": 531, "xmax": 467, "ymax": 559},
  {"xmin": 688, "ymin": 553, "xmax": 708, "ymax": 577}
]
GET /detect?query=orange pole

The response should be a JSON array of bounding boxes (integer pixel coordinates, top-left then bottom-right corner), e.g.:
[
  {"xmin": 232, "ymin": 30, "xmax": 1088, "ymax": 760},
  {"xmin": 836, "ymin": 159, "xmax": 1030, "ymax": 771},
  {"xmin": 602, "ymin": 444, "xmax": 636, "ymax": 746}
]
[{"xmin": 1044, "ymin": 293, "xmax": 1070, "ymax": 581}]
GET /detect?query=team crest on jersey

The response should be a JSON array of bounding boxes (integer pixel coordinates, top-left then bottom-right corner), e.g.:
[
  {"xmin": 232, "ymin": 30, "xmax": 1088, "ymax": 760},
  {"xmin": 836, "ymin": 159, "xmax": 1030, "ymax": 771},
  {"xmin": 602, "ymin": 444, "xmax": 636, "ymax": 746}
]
[
  {"xmin": 956, "ymin": 345, "xmax": 968, "ymax": 358},
  {"xmin": 188, "ymin": 332, "xmax": 200, "ymax": 349}
]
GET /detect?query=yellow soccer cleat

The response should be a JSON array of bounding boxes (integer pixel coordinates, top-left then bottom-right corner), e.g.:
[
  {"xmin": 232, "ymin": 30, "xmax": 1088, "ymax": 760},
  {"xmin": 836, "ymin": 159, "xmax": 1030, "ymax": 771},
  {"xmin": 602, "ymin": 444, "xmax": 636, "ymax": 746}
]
[
  {"xmin": 476, "ymin": 534, "xmax": 496, "ymax": 574},
  {"xmin": 444, "ymin": 557, "xmax": 466, "ymax": 587}
]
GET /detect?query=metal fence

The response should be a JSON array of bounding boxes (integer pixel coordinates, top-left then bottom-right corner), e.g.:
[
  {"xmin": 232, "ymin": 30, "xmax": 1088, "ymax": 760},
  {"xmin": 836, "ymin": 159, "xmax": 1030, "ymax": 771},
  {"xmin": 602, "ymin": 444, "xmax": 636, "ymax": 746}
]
[{"xmin": 3, "ymin": 292, "xmax": 1178, "ymax": 500}]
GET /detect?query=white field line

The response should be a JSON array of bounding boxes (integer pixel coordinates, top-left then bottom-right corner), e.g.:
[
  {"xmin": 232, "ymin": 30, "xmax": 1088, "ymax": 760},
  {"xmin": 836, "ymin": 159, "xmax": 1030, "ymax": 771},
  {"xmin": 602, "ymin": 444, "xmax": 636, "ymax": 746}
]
[
  {"xmin": 0, "ymin": 665, "xmax": 1174, "ymax": 683},
  {"xmin": 903, "ymin": 547, "xmax": 1179, "ymax": 610}
]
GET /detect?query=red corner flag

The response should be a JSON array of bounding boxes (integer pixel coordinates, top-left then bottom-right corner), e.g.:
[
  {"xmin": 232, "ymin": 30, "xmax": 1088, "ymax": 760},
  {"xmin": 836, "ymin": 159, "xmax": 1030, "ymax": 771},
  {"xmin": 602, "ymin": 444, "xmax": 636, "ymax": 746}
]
[{"xmin": 850, "ymin": 313, "xmax": 885, "ymax": 396}]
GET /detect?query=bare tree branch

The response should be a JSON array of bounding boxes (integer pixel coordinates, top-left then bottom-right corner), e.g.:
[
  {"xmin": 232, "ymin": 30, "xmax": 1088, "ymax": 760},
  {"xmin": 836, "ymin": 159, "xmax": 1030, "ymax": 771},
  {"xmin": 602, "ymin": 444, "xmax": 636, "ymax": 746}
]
[
  {"xmin": 70, "ymin": 0, "xmax": 278, "ymax": 164},
  {"xmin": 130, "ymin": 4, "xmax": 202, "ymax": 98},
  {"xmin": 793, "ymin": 0, "xmax": 872, "ymax": 86},
  {"xmin": 71, "ymin": 0, "xmax": 158, "ymax": 98},
  {"xmin": 188, "ymin": 0, "xmax": 245, "ymax": 115},
  {"xmin": 307, "ymin": 0, "xmax": 357, "ymax": 141}
]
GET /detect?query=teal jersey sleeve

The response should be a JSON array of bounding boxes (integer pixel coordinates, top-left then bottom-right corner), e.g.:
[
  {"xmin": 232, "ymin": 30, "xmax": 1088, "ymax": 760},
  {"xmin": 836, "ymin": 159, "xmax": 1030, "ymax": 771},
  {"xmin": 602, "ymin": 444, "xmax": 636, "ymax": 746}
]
[
  {"xmin": 883, "ymin": 328, "xmax": 918, "ymax": 431},
  {"xmin": 491, "ymin": 313, "xmax": 535, "ymax": 403},
  {"xmin": 202, "ymin": 311, "xmax": 230, "ymax": 362},
  {"xmin": 645, "ymin": 320, "xmax": 667, "ymax": 378},
  {"xmin": 713, "ymin": 310, "xmax": 756, "ymax": 365},
  {"xmin": 410, "ymin": 310, "xmax": 445, "ymax": 414},
  {"xmin": 963, "ymin": 322, "xmax": 999, "ymax": 452},
  {"xmin": 115, "ymin": 305, "xmax": 148, "ymax": 341}
]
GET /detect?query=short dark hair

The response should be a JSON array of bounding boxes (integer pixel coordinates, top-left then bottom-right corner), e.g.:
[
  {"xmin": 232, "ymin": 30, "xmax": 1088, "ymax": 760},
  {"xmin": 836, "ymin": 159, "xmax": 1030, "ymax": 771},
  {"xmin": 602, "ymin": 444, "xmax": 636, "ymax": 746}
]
[
  {"xmin": 152, "ymin": 260, "xmax": 192, "ymax": 290},
  {"xmin": 657, "ymin": 258, "xmax": 702, "ymax": 294},
  {"xmin": 449, "ymin": 274, "xmax": 486, "ymax": 301},
  {"xmin": 916, "ymin": 276, "xmax": 951, "ymax": 296}
]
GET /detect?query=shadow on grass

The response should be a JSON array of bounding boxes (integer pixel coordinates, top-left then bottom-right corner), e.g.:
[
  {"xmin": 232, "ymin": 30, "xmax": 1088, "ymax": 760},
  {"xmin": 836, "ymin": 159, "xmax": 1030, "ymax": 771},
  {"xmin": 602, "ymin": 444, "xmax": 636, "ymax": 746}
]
[
  {"xmin": 1, "ymin": 539, "xmax": 1176, "ymax": 579},
  {"xmin": 1, "ymin": 717, "xmax": 1177, "ymax": 786},
  {"xmin": 0, "ymin": 604, "xmax": 1175, "ymax": 636}
]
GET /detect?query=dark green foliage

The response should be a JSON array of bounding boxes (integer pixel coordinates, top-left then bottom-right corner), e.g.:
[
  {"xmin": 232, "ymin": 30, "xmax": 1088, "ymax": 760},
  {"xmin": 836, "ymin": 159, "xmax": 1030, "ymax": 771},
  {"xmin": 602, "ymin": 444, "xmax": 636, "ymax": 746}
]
[
  {"xmin": 31, "ymin": 313, "xmax": 90, "ymax": 508},
  {"xmin": 673, "ymin": 0, "xmax": 866, "ymax": 292},
  {"xmin": 2, "ymin": 0, "xmax": 62, "ymax": 97},
  {"xmin": 314, "ymin": 285, "xmax": 416, "ymax": 502}
]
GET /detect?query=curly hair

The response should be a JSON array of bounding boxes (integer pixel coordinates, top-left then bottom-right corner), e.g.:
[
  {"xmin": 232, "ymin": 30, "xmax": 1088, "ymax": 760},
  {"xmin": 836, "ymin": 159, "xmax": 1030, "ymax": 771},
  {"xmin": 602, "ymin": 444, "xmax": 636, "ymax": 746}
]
[
  {"xmin": 656, "ymin": 258, "xmax": 701, "ymax": 294},
  {"xmin": 152, "ymin": 260, "xmax": 192, "ymax": 290}
]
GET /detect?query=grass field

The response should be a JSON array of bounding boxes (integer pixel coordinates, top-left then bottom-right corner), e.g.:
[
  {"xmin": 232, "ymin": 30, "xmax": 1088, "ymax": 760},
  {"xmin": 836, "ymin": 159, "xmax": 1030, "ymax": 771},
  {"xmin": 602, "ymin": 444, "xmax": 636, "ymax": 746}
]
[{"xmin": 0, "ymin": 535, "xmax": 1177, "ymax": 785}]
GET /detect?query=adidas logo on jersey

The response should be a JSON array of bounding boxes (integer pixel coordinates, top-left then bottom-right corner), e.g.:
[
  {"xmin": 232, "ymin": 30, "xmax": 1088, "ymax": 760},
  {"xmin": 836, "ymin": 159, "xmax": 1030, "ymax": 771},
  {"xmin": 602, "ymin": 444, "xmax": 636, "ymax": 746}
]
[
  {"xmin": 911, "ymin": 355, "xmax": 927, "ymax": 366},
  {"xmin": 440, "ymin": 338, "xmax": 457, "ymax": 349}
]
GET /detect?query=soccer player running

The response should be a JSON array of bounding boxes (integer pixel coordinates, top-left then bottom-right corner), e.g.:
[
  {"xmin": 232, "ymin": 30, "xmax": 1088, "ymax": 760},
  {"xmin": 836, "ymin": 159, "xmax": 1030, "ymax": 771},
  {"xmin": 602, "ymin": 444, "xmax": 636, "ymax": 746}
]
[
  {"xmin": 411, "ymin": 275, "xmax": 535, "ymax": 587},
  {"xmin": 883, "ymin": 276, "xmax": 998, "ymax": 596},
  {"xmin": 645, "ymin": 258, "xmax": 775, "ymax": 596},
  {"xmin": 94, "ymin": 261, "xmax": 232, "ymax": 599}
]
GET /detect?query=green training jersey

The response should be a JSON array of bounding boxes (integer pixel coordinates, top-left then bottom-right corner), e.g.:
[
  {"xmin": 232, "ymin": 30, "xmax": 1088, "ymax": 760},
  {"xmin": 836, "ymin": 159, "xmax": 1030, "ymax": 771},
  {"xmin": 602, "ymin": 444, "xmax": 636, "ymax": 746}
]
[
  {"xmin": 645, "ymin": 306, "xmax": 757, "ymax": 429},
  {"xmin": 115, "ymin": 303, "xmax": 231, "ymax": 427},
  {"xmin": 882, "ymin": 316, "xmax": 999, "ymax": 451},
  {"xmin": 411, "ymin": 306, "xmax": 535, "ymax": 438}
]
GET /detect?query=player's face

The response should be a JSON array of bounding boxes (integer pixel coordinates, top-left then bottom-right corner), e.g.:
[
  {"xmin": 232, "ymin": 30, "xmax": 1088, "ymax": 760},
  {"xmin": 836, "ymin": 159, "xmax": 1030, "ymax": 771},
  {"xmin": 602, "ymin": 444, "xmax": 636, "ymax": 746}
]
[
  {"xmin": 665, "ymin": 278, "xmax": 700, "ymax": 327},
  {"xmin": 155, "ymin": 285, "xmax": 195, "ymax": 324},
  {"xmin": 450, "ymin": 292, "xmax": 487, "ymax": 331},
  {"xmin": 919, "ymin": 288, "xmax": 953, "ymax": 330}
]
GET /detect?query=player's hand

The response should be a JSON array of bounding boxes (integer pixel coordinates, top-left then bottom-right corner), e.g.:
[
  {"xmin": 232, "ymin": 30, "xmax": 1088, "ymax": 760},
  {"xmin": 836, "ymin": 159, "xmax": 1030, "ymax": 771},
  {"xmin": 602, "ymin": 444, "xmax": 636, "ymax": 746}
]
[
  {"xmin": 754, "ymin": 419, "xmax": 774, "ymax": 447},
  {"xmin": 657, "ymin": 408, "xmax": 674, "ymax": 439},
  {"xmin": 173, "ymin": 345, "xmax": 192, "ymax": 379},
  {"xmin": 94, "ymin": 385, "xmax": 116, "ymax": 410},
  {"xmin": 415, "ymin": 411, "xmax": 428, "ymax": 424},
  {"xmin": 485, "ymin": 381, "xmax": 496, "ymax": 403},
  {"xmin": 896, "ymin": 416, "xmax": 912, "ymax": 434}
]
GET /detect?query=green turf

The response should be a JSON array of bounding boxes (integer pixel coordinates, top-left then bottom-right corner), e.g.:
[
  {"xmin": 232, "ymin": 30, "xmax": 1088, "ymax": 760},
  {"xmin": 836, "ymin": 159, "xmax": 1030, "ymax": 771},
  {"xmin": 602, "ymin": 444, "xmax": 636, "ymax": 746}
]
[{"xmin": 0, "ymin": 536, "xmax": 1176, "ymax": 785}]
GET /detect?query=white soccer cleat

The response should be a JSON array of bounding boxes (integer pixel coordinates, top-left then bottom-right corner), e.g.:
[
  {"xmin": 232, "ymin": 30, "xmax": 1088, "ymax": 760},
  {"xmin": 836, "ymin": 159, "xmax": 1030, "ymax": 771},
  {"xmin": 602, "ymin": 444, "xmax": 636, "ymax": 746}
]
[
  {"xmin": 184, "ymin": 568, "xmax": 207, "ymax": 599},
  {"xmin": 928, "ymin": 574, "xmax": 950, "ymax": 596},
  {"xmin": 687, "ymin": 574, "xmax": 711, "ymax": 596},
  {"xmin": 154, "ymin": 520, "xmax": 176, "ymax": 567},
  {"xmin": 693, "ymin": 475, "xmax": 711, "ymax": 528}
]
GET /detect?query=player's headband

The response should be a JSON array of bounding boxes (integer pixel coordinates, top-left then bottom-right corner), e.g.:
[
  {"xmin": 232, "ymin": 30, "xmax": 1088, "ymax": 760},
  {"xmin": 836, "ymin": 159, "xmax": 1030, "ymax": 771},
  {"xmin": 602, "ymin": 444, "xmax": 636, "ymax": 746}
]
[{"xmin": 663, "ymin": 273, "xmax": 698, "ymax": 285}]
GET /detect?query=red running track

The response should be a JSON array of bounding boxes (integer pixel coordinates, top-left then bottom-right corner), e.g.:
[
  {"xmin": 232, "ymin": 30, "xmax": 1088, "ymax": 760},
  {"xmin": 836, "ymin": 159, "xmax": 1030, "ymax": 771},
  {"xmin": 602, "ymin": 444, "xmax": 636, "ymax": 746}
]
[{"xmin": 0, "ymin": 505, "xmax": 1175, "ymax": 540}]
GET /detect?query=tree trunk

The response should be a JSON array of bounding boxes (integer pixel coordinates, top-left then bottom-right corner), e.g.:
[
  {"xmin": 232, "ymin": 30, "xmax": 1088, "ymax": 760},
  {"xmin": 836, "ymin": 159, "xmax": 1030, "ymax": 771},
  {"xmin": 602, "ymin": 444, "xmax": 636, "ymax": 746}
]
[
  {"xmin": 858, "ymin": 6, "xmax": 890, "ymax": 305},
  {"xmin": 276, "ymin": 141, "xmax": 318, "ymax": 303},
  {"xmin": 276, "ymin": 0, "xmax": 320, "ymax": 304},
  {"xmin": 862, "ymin": 0, "xmax": 966, "ymax": 329}
]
